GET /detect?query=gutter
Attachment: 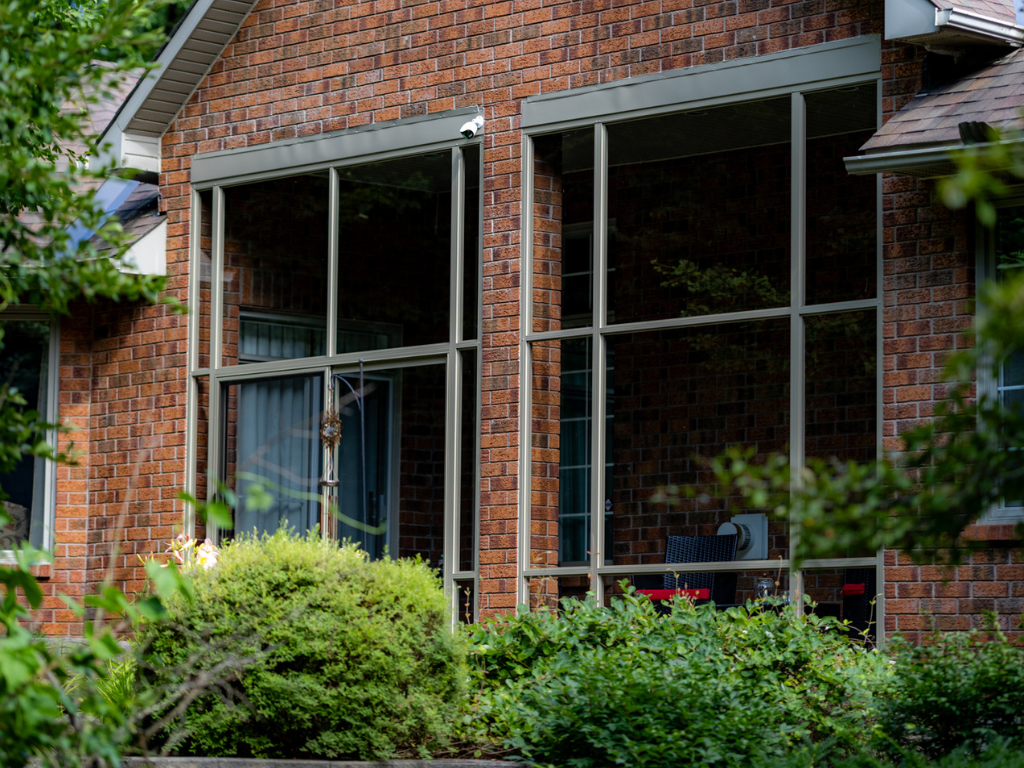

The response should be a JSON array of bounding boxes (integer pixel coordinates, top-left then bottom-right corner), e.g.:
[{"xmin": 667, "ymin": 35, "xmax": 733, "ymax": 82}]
[
  {"xmin": 935, "ymin": 7, "xmax": 1024, "ymax": 46},
  {"xmin": 844, "ymin": 137, "xmax": 1024, "ymax": 177}
]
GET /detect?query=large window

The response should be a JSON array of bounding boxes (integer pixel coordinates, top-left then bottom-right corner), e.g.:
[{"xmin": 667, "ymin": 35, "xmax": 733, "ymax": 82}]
[
  {"xmin": 0, "ymin": 314, "xmax": 57, "ymax": 553},
  {"xmin": 525, "ymin": 84, "xmax": 881, "ymax": 616},
  {"xmin": 189, "ymin": 142, "xmax": 482, "ymax": 618}
]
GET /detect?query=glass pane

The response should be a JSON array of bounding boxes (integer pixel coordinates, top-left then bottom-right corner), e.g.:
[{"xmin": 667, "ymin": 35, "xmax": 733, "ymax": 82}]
[
  {"xmin": 197, "ymin": 190, "xmax": 213, "ymax": 369},
  {"xmin": 606, "ymin": 99, "xmax": 791, "ymax": 324},
  {"xmin": 0, "ymin": 319, "xmax": 50, "ymax": 549},
  {"xmin": 805, "ymin": 566, "xmax": 878, "ymax": 642},
  {"xmin": 336, "ymin": 153, "xmax": 452, "ymax": 352},
  {"xmin": 805, "ymin": 310, "xmax": 877, "ymax": 464},
  {"xmin": 606, "ymin": 320, "xmax": 791, "ymax": 568},
  {"xmin": 459, "ymin": 349, "xmax": 478, "ymax": 572},
  {"xmin": 533, "ymin": 129, "xmax": 594, "ymax": 333},
  {"xmin": 604, "ymin": 569, "xmax": 790, "ymax": 608},
  {"xmin": 456, "ymin": 579, "xmax": 476, "ymax": 624},
  {"xmin": 222, "ymin": 374, "xmax": 324, "ymax": 538},
  {"xmin": 995, "ymin": 205, "xmax": 1024, "ymax": 270},
  {"xmin": 222, "ymin": 174, "xmax": 330, "ymax": 365},
  {"xmin": 463, "ymin": 145, "xmax": 480, "ymax": 341},
  {"xmin": 527, "ymin": 574, "xmax": 593, "ymax": 612},
  {"xmin": 531, "ymin": 339, "xmax": 593, "ymax": 568},
  {"xmin": 194, "ymin": 377, "xmax": 211, "ymax": 539},
  {"xmin": 806, "ymin": 86, "xmax": 878, "ymax": 305},
  {"xmin": 327, "ymin": 363, "xmax": 447, "ymax": 566}
]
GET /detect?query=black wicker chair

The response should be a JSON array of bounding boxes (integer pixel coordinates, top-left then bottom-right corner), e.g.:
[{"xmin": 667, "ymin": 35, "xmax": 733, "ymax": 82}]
[{"xmin": 634, "ymin": 533, "xmax": 739, "ymax": 609}]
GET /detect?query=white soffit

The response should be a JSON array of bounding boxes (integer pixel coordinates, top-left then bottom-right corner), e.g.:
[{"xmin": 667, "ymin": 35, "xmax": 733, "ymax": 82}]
[{"xmin": 94, "ymin": 0, "xmax": 257, "ymax": 173}]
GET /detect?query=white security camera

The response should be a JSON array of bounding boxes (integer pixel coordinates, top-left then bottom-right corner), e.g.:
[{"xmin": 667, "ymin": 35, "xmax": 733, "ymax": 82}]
[{"xmin": 459, "ymin": 116, "xmax": 484, "ymax": 139}]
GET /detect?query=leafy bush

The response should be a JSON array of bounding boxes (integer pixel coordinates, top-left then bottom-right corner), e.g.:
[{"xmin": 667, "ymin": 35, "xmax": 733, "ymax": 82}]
[
  {"xmin": 137, "ymin": 529, "xmax": 467, "ymax": 760},
  {"xmin": 757, "ymin": 738, "xmax": 1024, "ymax": 768},
  {"xmin": 466, "ymin": 590, "xmax": 892, "ymax": 768},
  {"xmin": 878, "ymin": 628, "xmax": 1024, "ymax": 759}
]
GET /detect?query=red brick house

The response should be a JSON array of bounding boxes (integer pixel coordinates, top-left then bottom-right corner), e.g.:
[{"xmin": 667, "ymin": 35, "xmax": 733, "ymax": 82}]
[{"xmin": 3, "ymin": 0, "xmax": 1024, "ymax": 641}]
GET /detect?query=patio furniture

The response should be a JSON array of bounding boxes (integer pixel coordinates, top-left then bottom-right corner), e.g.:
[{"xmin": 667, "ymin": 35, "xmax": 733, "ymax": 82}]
[
  {"xmin": 633, "ymin": 533, "xmax": 739, "ymax": 609},
  {"xmin": 842, "ymin": 567, "xmax": 878, "ymax": 640}
]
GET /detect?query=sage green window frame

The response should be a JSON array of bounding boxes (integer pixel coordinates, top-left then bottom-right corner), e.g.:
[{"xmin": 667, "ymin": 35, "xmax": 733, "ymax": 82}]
[
  {"xmin": 518, "ymin": 37, "xmax": 886, "ymax": 625},
  {"xmin": 185, "ymin": 114, "xmax": 484, "ymax": 622}
]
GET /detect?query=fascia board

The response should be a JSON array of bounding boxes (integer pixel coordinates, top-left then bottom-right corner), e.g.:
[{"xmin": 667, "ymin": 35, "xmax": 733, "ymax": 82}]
[
  {"xmin": 520, "ymin": 35, "xmax": 881, "ymax": 129},
  {"xmin": 843, "ymin": 138, "xmax": 1024, "ymax": 176},
  {"xmin": 886, "ymin": 0, "xmax": 939, "ymax": 41},
  {"xmin": 190, "ymin": 107, "xmax": 483, "ymax": 187}
]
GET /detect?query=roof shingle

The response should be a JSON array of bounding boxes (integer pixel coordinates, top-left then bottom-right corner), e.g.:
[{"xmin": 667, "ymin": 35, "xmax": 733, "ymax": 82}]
[{"xmin": 861, "ymin": 46, "xmax": 1024, "ymax": 153}]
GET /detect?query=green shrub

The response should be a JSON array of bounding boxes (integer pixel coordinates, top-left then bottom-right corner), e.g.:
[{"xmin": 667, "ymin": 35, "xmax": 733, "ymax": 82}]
[
  {"xmin": 137, "ymin": 529, "xmax": 467, "ymax": 760},
  {"xmin": 758, "ymin": 738, "xmax": 1024, "ymax": 768},
  {"xmin": 879, "ymin": 628, "xmax": 1024, "ymax": 759},
  {"xmin": 466, "ymin": 590, "xmax": 891, "ymax": 768}
]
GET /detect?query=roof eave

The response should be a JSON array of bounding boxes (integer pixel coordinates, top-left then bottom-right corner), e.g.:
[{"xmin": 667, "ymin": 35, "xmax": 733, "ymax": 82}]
[
  {"xmin": 91, "ymin": 0, "xmax": 256, "ymax": 174},
  {"xmin": 844, "ymin": 137, "xmax": 1024, "ymax": 177}
]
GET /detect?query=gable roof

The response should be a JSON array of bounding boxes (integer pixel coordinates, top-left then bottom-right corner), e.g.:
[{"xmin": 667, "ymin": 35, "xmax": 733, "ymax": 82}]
[{"xmin": 93, "ymin": 0, "xmax": 258, "ymax": 172}]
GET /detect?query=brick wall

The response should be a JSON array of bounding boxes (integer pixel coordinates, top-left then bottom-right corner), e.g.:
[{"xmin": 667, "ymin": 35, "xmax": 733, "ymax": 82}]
[
  {"xmin": 36, "ymin": 288, "xmax": 189, "ymax": 635},
  {"xmin": 879, "ymin": 43, "xmax": 1024, "ymax": 641}
]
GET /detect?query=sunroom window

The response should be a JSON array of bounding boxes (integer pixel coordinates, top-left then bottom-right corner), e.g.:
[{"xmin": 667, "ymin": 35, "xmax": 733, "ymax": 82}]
[
  {"xmin": 526, "ymin": 83, "xmax": 881, "ymax": 618},
  {"xmin": 189, "ymin": 138, "xmax": 481, "ymax": 617}
]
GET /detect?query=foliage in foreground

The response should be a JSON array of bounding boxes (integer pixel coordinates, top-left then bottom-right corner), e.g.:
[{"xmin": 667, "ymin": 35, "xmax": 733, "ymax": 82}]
[
  {"xmin": 464, "ymin": 591, "xmax": 892, "ymax": 768},
  {"xmin": 757, "ymin": 739, "xmax": 1024, "ymax": 768},
  {"xmin": 137, "ymin": 529, "xmax": 467, "ymax": 761},
  {"xmin": 880, "ymin": 628, "xmax": 1024, "ymax": 760}
]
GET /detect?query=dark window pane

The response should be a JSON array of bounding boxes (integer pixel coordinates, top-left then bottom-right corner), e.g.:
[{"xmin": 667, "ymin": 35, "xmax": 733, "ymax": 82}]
[
  {"xmin": 805, "ymin": 86, "xmax": 878, "ymax": 305},
  {"xmin": 222, "ymin": 174, "xmax": 330, "ymax": 365},
  {"xmin": 197, "ymin": 190, "xmax": 213, "ymax": 369},
  {"xmin": 804, "ymin": 310, "xmax": 877, "ymax": 464},
  {"xmin": 456, "ymin": 580, "xmax": 476, "ymax": 623},
  {"xmin": 607, "ymin": 320, "xmax": 791, "ymax": 567},
  {"xmin": 222, "ymin": 374, "xmax": 324, "ymax": 538},
  {"xmin": 533, "ymin": 130, "xmax": 594, "ymax": 333},
  {"xmin": 459, "ymin": 349, "xmax": 477, "ymax": 572},
  {"xmin": 604, "ymin": 569, "xmax": 788, "ymax": 608},
  {"xmin": 606, "ymin": 99, "xmax": 791, "ymax": 323},
  {"xmin": 326, "ymin": 364, "xmax": 447, "ymax": 565},
  {"xmin": 531, "ymin": 339, "xmax": 595, "ymax": 567},
  {"xmin": 336, "ymin": 153, "xmax": 452, "ymax": 352},
  {"xmin": 0, "ymin": 320, "xmax": 50, "ymax": 549},
  {"xmin": 463, "ymin": 145, "xmax": 480, "ymax": 341},
  {"xmin": 996, "ymin": 205, "xmax": 1024, "ymax": 269},
  {"xmin": 527, "ymin": 574, "xmax": 592, "ymax": 612}
]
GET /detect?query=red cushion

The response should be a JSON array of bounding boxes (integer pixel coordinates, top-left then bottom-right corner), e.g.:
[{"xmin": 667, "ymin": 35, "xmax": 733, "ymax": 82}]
[
  {"xmin": 842, "ymin": 583, "xmax": 866, "ymax": 597},
  {"xmin": 637, "ymin": 588, "xmax": 710, "ymax": 601}
]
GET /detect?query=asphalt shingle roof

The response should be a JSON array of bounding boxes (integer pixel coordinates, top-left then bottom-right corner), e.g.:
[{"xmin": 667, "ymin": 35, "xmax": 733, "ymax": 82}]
[{"xmin": 861, "ymin": 45, "xmax": 1024, "ymax": 153}]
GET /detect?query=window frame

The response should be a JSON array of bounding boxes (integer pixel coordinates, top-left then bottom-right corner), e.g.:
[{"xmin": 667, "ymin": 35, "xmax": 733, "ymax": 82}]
[
  {"xmin": 0, "ymin": 309, "xmax": 60, "ymax": 561},
  {"xmin": 977, "ymin": 194, "xmax": 1024, "ymax": 524},
  {"xmin": 186, "ymin": 117, "xmax": 484, "ymax": 622},
  {"xmin": 518, "ymin": 39, "xmax": 886, "ymax": 619}
]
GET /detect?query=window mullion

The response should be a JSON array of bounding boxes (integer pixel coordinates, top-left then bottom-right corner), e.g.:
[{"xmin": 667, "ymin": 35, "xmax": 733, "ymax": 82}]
[
  {"xmin": 789, "ymin": 91, "xmax": 807, "ymax": 613},
  {"xmin": 591, "ymin": 121, "xmax": 608, "ymax": 604}
]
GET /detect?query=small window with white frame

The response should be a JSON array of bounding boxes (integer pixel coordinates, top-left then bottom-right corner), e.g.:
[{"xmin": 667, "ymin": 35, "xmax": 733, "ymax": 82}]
[{"xmin": 0, "ymin": 312, "xmax": 58, "ymax": 553}]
